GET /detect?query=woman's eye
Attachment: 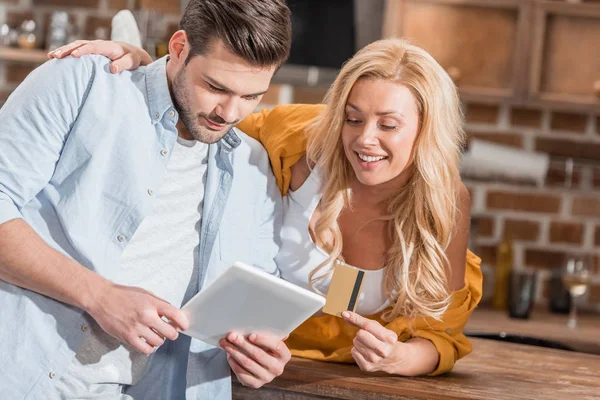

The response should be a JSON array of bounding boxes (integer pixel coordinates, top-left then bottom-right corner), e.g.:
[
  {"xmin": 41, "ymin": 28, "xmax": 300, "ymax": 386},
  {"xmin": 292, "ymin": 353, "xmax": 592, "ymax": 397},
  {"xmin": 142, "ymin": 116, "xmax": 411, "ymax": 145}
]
[
  {"xmin": 346, "ymin": 119, "xmax": 361, "ymax": 125},
  {"xmin": 380, "ymin": 124, "xmax": 398, "ymax": 131}
]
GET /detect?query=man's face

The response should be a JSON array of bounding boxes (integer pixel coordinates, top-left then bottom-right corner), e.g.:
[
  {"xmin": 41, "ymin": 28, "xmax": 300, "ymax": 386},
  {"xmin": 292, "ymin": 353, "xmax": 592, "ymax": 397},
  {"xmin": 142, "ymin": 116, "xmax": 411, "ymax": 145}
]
[{"xmin": 171, "ymin": 40, "xmax": 276, "ymax": 143}]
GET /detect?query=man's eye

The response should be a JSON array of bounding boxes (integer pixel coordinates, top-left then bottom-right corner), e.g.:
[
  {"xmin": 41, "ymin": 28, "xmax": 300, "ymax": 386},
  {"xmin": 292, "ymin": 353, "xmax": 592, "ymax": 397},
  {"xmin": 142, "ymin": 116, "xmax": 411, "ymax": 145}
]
[
  {"xmin": 243, "ymin": 95, "xmax": 259, "ymax": 101},
  {"xmin": 208, "ymin": 83, "xmax": 225, "ymax": 93}
]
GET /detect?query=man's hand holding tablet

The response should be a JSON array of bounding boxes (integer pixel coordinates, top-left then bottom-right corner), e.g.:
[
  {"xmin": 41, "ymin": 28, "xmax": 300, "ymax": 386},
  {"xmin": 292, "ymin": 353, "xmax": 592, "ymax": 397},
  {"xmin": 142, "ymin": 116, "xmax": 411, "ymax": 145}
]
[{"xmin": 219, "ymin": 331, "xmax": 291, "ymax": 389}]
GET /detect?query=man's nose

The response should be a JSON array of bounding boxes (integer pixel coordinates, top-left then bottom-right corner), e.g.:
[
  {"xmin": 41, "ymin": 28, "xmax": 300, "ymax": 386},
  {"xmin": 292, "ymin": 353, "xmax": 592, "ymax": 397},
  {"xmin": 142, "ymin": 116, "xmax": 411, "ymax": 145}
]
[{"xmin": 215, "ymin": 97, "xmax": 239, "ymax": 124}]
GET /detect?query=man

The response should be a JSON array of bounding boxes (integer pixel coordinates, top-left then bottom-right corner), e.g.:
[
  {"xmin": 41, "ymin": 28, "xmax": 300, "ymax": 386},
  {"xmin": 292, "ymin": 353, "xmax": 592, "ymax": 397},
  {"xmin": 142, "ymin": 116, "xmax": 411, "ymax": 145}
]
[{"xmin": 0, "ymin": 0, "xmax": 292, "ymax": 398}]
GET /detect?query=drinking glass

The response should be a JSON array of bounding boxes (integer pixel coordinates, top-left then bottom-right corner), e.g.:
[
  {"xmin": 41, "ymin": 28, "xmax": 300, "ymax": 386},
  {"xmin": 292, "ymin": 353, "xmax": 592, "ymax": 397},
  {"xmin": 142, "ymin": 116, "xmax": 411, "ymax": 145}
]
[
  {"xmin": 507, "ymin": 270, "xmax": 537, "ymax": 319},
  {"xmin": 561, "ymin": 255, "xmax": 591, "ymax": 329}
]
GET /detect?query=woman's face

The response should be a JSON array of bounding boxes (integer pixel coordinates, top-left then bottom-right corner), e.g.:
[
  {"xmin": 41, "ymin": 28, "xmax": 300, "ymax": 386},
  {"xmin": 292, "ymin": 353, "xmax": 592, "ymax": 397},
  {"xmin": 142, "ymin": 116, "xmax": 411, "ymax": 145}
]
[{"xmin": 341, "ymin": 78, "xmax": 420, "ymax": 188}]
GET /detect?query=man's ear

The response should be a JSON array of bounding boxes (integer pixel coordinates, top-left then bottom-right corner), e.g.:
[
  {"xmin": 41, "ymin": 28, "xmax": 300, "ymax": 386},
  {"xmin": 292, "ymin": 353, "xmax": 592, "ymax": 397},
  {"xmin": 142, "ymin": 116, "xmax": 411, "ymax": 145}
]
[{"xmin": 168, "ymin": 30, "xmax": 189, "ymax": 65}]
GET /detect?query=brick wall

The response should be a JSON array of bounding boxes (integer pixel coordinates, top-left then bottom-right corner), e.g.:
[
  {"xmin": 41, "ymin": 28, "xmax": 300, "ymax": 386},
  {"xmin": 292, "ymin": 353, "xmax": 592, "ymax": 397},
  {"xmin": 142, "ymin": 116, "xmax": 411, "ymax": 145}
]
[
  {"xmin": 264, "ymin": 85, "xmax": 600, "ymax": 313},
  {"xmin": 463, "ymin": 103, "xmax": 600, "ymax": 312}
]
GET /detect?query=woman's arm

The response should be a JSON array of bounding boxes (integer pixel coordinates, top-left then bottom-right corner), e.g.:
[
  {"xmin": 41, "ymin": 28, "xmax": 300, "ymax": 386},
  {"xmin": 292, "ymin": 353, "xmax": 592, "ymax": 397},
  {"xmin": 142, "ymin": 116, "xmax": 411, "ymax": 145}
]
[
  {"xmin": 48, "ymin": 40, "xmax": 152, "ymax": 73},
  {"xmin": 238, "ymin": 104, "xmax": 324, "ymax": 195},
  {"xmin": 343, "ymin": 311, "xmax": 440, "ymax": 376},
  {"xmin": 289, "ymin": 155, "xmax": 311, "ymax": 192},
  {"xmin": 399, "ymin": 184, "xmax": 472, "ymax": 375}
]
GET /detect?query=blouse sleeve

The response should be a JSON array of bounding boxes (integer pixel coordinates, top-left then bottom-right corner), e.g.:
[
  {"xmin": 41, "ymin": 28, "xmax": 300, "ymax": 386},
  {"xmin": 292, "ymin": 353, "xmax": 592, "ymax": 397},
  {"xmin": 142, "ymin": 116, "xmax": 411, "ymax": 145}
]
[
  {"xmin": 409, "ymin": 251, "xmax": 483, "ymax": 375},
  {"xmin": 236, "ymin": 104, "xmax": 324, "ymax": 194}
]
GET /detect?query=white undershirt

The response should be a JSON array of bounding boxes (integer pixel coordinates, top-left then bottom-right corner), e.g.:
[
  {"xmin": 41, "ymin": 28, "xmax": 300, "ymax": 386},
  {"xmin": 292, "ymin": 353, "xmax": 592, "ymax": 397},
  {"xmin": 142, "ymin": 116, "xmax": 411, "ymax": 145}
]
[
  {"xmin": 275, "ymin": 166, "xmax": 390, "ymax": 316},
  {"xmin": 54, "ymin": 137, "xmax": 209, "ymax": 399}
]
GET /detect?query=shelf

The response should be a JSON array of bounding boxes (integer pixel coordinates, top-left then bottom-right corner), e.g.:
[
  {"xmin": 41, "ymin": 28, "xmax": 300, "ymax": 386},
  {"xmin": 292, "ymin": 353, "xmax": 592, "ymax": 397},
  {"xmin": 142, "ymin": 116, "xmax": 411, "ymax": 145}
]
[{"xmin": 0, "ymin": 47, "xmax": 48, "ymax": 64}]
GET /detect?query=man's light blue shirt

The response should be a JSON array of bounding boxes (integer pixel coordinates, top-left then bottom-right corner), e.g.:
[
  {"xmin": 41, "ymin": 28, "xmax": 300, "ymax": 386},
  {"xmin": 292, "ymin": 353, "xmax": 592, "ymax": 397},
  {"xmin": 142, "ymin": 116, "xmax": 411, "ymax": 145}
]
[{"xmin": 0, "ymin": 55, "xmax": 281, "ymax": 399}]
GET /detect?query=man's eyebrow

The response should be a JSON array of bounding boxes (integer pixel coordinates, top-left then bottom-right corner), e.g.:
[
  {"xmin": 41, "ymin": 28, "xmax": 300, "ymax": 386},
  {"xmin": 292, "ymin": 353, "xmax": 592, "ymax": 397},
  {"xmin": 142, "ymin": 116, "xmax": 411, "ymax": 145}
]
[{"xmin": 203, "ymin": 75, "xmax": 268, "ymax": 97}]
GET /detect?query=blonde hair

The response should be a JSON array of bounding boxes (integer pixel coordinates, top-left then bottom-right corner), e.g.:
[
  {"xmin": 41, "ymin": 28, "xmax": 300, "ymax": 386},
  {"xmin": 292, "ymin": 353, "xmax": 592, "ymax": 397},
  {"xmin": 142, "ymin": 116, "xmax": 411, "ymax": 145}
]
[{"xmin": 306, "ymin": 38, "xmax": 465, "ymax": 322}]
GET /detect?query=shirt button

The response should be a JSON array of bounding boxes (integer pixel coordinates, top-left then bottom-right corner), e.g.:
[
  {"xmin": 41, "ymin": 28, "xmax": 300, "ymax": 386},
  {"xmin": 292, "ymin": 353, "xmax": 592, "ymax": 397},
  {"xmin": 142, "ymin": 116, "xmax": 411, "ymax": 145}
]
[
  {"xmin": 81, "ymin": 324, "xmax": 89, "ymax": 332},
  {"xmin": 168, "ymin": 110, "xmax": 175, "ymax": 118},
  {"xmin": 49, "ymin": 371, "xmax": 57, "ymax": 379},
  {"xmin": 153, "ymin": 112, "xmax": 160, "ymax": 119},
  {"xmin": 147, "ymin": 189, "xmax": 154, "ymax": 196},
  {"xmin": 160, "ymin": 149, "xmax": 168, "ymax": 157},
  {"xmin": 117, "ymin": 234, "xmax": 126, "ymax": 242}
]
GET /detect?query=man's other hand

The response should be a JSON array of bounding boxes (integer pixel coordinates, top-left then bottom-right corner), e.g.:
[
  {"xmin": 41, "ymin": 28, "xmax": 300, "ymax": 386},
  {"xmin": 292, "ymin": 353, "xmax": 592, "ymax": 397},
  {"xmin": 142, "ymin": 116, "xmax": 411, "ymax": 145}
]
[{"xmin": 219, "ymin": 332, "xmax": 292, "ymax": 389}]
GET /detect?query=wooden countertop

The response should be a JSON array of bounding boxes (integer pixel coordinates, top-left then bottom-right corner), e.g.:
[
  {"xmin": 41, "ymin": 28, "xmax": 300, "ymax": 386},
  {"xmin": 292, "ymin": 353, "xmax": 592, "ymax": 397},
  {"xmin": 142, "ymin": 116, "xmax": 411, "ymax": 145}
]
[
  {"xmin": 233, "ymin": 338, "xmax": 600, "ymax": 399},
  {"xmin": 465, "ymin": 308, "xmax": 600, "ymax": 355}
]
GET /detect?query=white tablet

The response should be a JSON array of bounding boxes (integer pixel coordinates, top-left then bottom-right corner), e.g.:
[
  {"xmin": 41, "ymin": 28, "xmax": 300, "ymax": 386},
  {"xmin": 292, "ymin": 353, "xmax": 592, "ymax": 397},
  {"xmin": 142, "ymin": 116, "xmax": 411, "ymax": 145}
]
[{"xmin": 180, "ymin": 261, "xmax": 326, "ymax": 346}]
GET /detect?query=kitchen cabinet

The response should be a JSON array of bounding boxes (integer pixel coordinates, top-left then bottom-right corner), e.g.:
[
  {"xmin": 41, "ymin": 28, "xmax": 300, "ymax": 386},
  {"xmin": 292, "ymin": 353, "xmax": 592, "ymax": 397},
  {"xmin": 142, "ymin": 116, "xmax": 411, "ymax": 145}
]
[
  {"xmin": 383, "ymin": 0, "xmax": 531, "ymax": 102},
  {"xmin": 383, "ymin": 0, "xmax": 600, "ymax": 111},
  {"xmin": 529, "ymin": 1, "xmax": 600, "ymax": 111}
]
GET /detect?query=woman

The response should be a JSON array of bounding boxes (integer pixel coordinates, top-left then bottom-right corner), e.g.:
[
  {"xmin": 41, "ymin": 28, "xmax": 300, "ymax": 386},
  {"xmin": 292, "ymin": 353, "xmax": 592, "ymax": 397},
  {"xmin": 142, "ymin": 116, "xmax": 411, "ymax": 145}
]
[{"xmin": 49, "ymin": 38, "xmax": 482, "ymax": 376}]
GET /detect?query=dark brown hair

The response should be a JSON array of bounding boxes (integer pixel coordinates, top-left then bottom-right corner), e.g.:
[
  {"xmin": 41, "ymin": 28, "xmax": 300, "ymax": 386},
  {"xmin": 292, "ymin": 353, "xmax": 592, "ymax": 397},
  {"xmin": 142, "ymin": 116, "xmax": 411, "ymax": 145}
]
[{"xmin": 180, "ymin": 0, "xmax": 292, "ymax": 68}]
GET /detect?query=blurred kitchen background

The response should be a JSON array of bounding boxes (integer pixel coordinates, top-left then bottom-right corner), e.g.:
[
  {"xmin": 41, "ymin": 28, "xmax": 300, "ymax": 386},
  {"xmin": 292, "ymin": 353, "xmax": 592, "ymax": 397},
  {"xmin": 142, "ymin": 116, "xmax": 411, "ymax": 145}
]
[{"xmin": 0, "ymin": 0, "xmax": 599, "ymax": 323}]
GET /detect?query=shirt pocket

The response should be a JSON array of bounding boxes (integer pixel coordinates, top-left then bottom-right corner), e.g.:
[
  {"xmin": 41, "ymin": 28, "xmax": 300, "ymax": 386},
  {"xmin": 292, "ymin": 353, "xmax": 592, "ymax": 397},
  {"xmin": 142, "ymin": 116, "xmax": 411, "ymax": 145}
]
[{"xmin": 51, "ymin": 116, "xmax": 134, "ymax": 246}]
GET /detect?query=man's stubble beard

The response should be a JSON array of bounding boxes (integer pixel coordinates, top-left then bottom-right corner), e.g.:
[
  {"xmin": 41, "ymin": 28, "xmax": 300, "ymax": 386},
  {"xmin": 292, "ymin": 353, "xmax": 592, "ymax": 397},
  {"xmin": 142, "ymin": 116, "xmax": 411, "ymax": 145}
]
[{"xmin": 171, "ymin": 69, "xmax": 232, "ymax": 144}]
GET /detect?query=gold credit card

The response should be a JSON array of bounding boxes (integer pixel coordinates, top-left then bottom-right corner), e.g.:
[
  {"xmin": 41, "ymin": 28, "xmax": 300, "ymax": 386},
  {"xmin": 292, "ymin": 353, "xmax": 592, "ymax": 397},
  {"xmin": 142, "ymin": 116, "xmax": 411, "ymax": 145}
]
[{"xmin": 322, "ymin": 261, "xmax": 365, "ymax": 317}]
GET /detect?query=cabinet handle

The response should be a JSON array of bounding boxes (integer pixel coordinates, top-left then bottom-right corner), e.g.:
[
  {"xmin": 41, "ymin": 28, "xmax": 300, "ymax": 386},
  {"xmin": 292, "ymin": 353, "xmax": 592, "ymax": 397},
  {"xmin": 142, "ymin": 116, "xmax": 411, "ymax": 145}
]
[
  {"xmin": 594, "ymin": 80, "xmax": 600, "ymax": 98},
  {"xmin": 447, "ymin": 66, "xmax": 461, "ymax": 83}
]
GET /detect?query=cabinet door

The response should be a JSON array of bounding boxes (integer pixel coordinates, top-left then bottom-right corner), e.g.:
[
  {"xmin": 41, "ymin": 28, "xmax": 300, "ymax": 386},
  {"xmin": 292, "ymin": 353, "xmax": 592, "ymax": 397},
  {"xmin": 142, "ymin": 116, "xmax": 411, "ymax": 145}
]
[
  {"xmin": 383, "ymin": 0, "xmax": 530, "ymax": 102},
  {"xmin": 529, "ymin": 2, "xmax": 600, "ymax": 110}
]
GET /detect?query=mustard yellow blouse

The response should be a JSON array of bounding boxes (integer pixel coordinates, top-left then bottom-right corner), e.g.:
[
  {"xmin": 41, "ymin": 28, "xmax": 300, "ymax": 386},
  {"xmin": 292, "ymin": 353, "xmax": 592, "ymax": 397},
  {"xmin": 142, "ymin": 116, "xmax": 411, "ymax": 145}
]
[{"xmin": 237, "ymin": 104, "xmax": 483, "ymax": 375}]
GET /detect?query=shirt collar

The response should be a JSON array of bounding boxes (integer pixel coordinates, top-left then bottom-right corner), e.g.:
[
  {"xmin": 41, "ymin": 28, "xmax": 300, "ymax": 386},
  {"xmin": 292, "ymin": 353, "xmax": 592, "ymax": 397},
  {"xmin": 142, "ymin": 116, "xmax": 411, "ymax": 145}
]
[
  {"xmin": 145, "ymin": 56, "xmax": 175, "ymax": 124},
  {"xmin": 221, "ymin": 128, "xmax": 242, "ymax": 150}
]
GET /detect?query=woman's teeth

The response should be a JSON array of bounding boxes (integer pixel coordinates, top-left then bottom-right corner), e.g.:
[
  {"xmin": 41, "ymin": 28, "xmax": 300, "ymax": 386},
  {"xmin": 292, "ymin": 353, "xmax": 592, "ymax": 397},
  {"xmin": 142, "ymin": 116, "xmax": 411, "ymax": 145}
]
[{"xmin": 358, "ymin": 153, "xmax": 386, "ymax": 163}]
